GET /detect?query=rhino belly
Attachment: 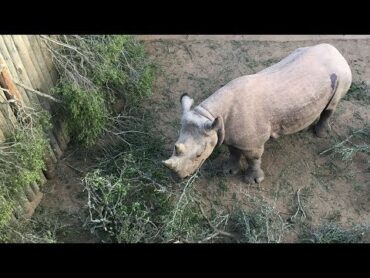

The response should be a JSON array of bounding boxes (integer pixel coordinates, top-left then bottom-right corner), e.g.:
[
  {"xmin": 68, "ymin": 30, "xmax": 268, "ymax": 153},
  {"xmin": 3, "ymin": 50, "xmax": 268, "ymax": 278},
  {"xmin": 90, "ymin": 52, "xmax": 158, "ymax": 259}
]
[{"xmin": 271, "ymin": 93, "xmax": 329, "ymax": 136}]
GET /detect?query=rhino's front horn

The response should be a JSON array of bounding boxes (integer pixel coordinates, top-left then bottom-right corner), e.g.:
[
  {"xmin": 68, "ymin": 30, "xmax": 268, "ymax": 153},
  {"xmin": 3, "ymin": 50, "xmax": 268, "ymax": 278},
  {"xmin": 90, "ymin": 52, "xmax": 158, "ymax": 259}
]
[{"xmin": 162, "ymin": 158, "xmax": 176, "ymax": 170}]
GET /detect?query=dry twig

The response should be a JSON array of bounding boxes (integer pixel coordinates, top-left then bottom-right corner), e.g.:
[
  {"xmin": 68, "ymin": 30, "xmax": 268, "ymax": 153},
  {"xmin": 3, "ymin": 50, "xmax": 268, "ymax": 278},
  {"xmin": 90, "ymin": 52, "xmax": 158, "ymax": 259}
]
[
  {"xmin": 195, "ymin": 200, "xmax": 240, "ymax": 242},
  {"xmin": 14, "ymin": 82, "xmax": 63, "ymax": 103},
  {"xmin": 290, "ymin": 187, "xmax": 306, "ymax": 222}
]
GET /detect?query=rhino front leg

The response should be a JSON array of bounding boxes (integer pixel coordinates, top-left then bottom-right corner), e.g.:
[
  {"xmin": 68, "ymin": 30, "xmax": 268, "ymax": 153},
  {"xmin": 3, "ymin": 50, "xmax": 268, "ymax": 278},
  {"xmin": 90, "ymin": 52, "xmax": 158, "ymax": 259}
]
[
  {"xmin": 314, "ymin": 109, "xmax": 333, "ymax": 138},
  {"xmin": 242, "ymin": 147, "xmax": 265, "ymax": 184},
  {"xmin": 223, "ymin": 145, "xmax": 242, "ymax": 175}
]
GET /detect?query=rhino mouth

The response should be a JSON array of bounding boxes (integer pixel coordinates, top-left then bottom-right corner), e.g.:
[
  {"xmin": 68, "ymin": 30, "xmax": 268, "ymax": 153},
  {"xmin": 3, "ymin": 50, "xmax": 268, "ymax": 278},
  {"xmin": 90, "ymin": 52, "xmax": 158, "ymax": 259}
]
[
  {"xmin": 179, "ymin": 158, "xmax": 206, "ymax": 179},
  {"xmin": 163, "ymin": 158, "xmax": 206, "ymax": 180}
]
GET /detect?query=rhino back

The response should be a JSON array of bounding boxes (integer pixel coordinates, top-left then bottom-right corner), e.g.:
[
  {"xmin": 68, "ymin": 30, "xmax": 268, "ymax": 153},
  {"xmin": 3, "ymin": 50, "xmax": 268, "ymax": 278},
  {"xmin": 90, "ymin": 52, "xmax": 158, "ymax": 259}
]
[
  {"xmin": 199, "ymin": 43, "xmax": 351, "ymax": 148},
  {"xmin": 258, "ymin": 43, "xmax": 351, "ymax": 134}
]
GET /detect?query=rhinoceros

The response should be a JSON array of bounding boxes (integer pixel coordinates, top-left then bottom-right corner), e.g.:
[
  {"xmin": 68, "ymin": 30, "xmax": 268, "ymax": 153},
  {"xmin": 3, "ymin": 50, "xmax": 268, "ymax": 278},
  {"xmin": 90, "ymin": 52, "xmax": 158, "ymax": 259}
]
[{"xmin": 162, "ymin": 43, "xmax": 352, "ymax": 184}]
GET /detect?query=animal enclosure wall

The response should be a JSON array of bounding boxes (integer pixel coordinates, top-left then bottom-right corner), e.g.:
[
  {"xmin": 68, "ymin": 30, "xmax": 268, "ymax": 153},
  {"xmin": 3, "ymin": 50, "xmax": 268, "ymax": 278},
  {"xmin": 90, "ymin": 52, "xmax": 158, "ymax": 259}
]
[{"xmin": 0, "ymin": 35, "xmax": 67, "ymax": 218}]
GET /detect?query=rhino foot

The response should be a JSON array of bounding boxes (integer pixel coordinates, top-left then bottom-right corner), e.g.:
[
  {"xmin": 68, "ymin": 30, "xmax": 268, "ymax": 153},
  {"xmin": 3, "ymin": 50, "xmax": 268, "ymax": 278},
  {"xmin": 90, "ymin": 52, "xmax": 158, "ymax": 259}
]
[
  {"xmin": 243, "ymin": 168, "xmax": 265, "ymax": 184},
  {"xmin": 314, "ymin": 124, "xmax": 331, "ymax": 138},
  {"xmin": 314, "ymin": 110, "xmax": 333, "ymax": 138},
  {"xmin": 222, "ymin": 159, "xmax": 240, "ymax": 175}
]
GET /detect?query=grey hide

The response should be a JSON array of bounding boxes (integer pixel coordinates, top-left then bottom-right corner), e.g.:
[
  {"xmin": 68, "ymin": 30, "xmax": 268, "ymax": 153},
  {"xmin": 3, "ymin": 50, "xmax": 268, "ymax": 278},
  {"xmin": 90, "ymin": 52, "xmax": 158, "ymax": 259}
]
[{"xmin": 163, "ymin": 43, "xmax": 352, "ymax": 184}]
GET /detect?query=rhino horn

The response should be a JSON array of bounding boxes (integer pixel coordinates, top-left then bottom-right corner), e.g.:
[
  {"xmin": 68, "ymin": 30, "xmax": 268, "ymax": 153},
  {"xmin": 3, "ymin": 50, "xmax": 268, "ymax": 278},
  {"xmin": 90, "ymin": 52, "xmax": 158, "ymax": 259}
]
[
  {"xmin": 180, "ymin": 93, "xmax": 194, "ymax": 113},
  {"xmin": 175, "ymin": 143, "xmax": 185, "ymax": 154},
  {"xmin": 162, "ymin": 158, "xmax": 176, "ymax": 170}
]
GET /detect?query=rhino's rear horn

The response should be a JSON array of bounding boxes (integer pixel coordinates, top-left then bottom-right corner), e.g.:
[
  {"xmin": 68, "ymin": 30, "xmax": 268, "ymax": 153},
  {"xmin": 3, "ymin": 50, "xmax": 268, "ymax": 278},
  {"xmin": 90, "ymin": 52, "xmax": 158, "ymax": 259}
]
[
  {"xmin": 181, "ymin": 93, "xmax": 194, "ymax": 113},
  {"xmin": 175, "ymin": 143, "xmax": 185, "ymax": 155}
]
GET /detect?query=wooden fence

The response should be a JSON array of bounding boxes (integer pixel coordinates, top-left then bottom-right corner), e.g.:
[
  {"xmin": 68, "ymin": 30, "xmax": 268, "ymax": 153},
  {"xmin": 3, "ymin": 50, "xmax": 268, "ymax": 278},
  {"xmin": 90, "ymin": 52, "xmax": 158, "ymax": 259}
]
[{"xmin": 0, "ymin": 35, "xmax": 68, "ymax": 218}]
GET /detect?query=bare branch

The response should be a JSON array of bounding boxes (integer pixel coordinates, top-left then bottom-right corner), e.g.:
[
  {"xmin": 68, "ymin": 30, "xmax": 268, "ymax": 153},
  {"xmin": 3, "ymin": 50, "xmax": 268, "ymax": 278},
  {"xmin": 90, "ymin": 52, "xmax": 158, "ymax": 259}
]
[
  {"xmin": 63, "ymin": 162, "xmax": 84, "ymax": 174},
  {"xmin": 14, "ymin": 82, "xmax": 63, "ymax": 103},
  {"xmin": 40, "ymin": 35, "xmax": 90, "ymax": 61},
  {"xmin": 290, "ymin": 187, "xmax": 307, "ymax": 222},
  {"xmin": 196, "ymin": 201, "xmax": 240, "ymax": 242}
]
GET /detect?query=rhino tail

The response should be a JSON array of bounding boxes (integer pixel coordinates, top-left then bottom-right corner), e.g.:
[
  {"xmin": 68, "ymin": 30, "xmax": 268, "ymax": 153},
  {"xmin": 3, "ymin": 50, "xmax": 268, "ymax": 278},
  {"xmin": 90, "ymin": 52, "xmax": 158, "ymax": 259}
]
[{"xmin": 323, "ymin": 73, "xmax": 340, "ymax": 112}]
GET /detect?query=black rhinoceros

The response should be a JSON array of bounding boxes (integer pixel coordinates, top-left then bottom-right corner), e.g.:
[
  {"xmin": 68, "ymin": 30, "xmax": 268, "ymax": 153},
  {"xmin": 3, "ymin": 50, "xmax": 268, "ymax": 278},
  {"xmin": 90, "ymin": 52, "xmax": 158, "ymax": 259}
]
[{"xmin": 163, "ymin": 43, "xmax": 352, "ymax": 184}]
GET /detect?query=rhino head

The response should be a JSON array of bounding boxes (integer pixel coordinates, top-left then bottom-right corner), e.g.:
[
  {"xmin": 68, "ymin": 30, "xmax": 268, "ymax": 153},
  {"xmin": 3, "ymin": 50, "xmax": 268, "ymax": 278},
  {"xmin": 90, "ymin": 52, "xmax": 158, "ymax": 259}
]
[{"xmin": 162, "ymin": 93, "xmax": 224, "ymax": 178}]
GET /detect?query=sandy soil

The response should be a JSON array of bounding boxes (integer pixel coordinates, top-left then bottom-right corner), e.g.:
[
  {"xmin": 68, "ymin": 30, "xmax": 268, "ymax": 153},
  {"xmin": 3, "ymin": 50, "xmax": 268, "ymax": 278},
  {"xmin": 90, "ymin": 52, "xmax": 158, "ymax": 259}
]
[
  {"xmin": 36, "ymin": 149, "xmax": 100, "ymax": 243},
  {"xmin": 144, "ymin": 37, "xmax": 370, "ymax": 242}
]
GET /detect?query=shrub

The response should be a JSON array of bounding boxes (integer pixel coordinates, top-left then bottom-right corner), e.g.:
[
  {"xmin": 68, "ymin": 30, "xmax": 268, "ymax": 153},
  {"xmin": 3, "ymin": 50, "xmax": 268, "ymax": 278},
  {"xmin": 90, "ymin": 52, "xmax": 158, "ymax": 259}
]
[
  {"xmin": 0, "ymin": 108, "xmax": 50, "ymax": 241},
  {"xmin": 43, "ymin": 35, "xmax": 155, "ymax": 146},
  {"xmin": 53, "ymin": 81, "xmax": 107, "ymax": 146},
  {"xmin": 300, "ymin": 222, "xmax": 369, "ymax": 243}
]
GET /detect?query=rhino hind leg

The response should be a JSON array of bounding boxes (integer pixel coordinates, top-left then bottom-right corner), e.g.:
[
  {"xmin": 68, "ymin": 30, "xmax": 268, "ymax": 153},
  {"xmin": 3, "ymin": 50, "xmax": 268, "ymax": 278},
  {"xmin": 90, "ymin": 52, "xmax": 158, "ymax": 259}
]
[
  {"xmin": 314, "ymin": 109, "xmax": 333, "ymax": 138},
  {"xmin": 242, "ymin": 147, "xmax": 265, "ymax": 184},
  {"xmin": 223, "ymin": 145, "xmax": 242, "ymax": 175}
]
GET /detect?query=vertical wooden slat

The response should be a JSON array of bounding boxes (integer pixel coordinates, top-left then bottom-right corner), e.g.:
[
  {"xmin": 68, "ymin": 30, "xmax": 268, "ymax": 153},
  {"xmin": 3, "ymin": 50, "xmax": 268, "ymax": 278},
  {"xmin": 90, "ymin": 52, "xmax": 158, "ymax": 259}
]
[
  {"xmin": 0, "ymin": 106, "xmax": 12, "ymax": 139},
  {"xmin": 48, "ymin": 133, "xmax": 63, "ymax": 158},
  {"xmin": 30, "ymin": 182, "xmax": 40, "ymax": 195},
  {"xmin": 51, "ymin": 122, "xmax": 67, "ymax": 151},
  {"xmin": 12, "ymin": 36, "xmax": 70, "ymax": 153},
  {"xmin": 1, "ymin": 36, "xmax": 60, "ymax": 206},
  {"xmin": 23, "ymin": 35, "xmax": 55, "ymax": 89},
  {"xmin": 13, "ymin": 203, "xmax": 24, "ymax": 219},
  {"xmin": 16, "ymin": 35, "xmax": 53, "ymax": 91},
  {"xmin": 23, "ymin": 191, "xmax": 43, "ymax": 218},
  {"xmin": 33, "ymin": 35, "xmax": 71, "ymax": 147},
  {"xmin": 0, "ymin": 37, "xmax": 32, "ymax": 106},
  {"xmin": 15, "ymin": 190, "xmax": 30, "ymax": 215},
  {"xmin": 2, "ymin": 35, "xmax": 63, "ymax": 159},
  {"xmin": 1, "ymin": 36, "xmax": 40, "ymax": 107},
  {"xmin": 0, "ymin": 128, "xmax": 5, "ymax": 143},
  {"xmin": 33, "ymin": 35, "xmax": 70, "ymax": 148},
  {"xmin": 34, "ymin": 35, "xmax": 58, "ymax": 84},
  {"xmin": 0, "ymin": 55, "xmax": 24, "ymax": 104},
  {"xmin": 0, "ymin": 89, "xmax": 16, "ymax": 135},
  {"xmin": 0, "ymin": 34, "xmax": 71, "ymax": 219},
  {"xmin": 14, "ymin": 36, "xmax": 69, "ymax": 152},
  {"xmin": 33, "ymin": 35, "xmax": 70, "ymax": 149},
  {"xmin": 24, "ymin": 184, "xmax": 36, "ymax": 202},
  {"xmin": 0, "ymin": 103, "xmax": 14, "ymax": 137},
  {"xmin": 6, "ymin": 35, "xmax": 50, "ymax": 110}
]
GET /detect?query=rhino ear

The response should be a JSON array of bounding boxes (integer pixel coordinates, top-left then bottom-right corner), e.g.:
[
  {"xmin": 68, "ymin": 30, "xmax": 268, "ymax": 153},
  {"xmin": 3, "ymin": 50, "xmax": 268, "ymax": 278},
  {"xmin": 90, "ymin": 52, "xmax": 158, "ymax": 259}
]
[
  {"xmin": 180, "ymin": 93, "xmax": 194, "ymax": 113},
  {"xmin": 205, "ymin": 116, "xmax": 225, "ymax": 147}
]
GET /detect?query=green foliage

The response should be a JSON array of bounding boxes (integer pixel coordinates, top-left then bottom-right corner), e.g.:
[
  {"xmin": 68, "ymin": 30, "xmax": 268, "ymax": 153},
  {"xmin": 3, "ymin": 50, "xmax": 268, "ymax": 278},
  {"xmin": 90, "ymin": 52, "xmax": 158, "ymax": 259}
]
[
  {"xmin": 46, "ymin": 35, "xmax": 155, "ymax": 146},
  {"xmin": 227, "ymin": 198, "xmax": 288, "ymax": 243},
  {"xmin": 0, "ymin": 110, "xmax": 49, "ymax": 194},
  {"xmin": 0, "ymin": 109, "xmax": 51, "ymax": 240},
  {"xmin": 83, "ymin": 169, "xmax": 170, "ymax": 243},
  {"xmin": 89, "ymin": 35, "xmax": 155, "ymax": 104},
  {"xmin": 53, "ymin": 81, "xmax": 107, "ymax": 146},
  {"xmin": 300, "ymin": 222, "xmax": 369, "ymax": 243},
  {"xmin": 0, "ymin": 194, "xmax": 14, "ymax": 233},
  {"xmin": 11, "ymin": 129, "xmax": 48, "ymax": 190},
  {"xmin": 343, "ymin": 81, "xmax": 370, "ymax": 104},
  {"xmin": 162, "ymin": 176, "xmax": 211, "ymax": 242},
  {"xmin": 81, "ymin": 108, "xmax": 212, "ymax": 243},
  {"xmin": 0, "ymin": 211, "xmax": 62, "ymax": 243},
  {"xmin": 321, "ymin": 125, "xmax": 370, "ymax": 163}
]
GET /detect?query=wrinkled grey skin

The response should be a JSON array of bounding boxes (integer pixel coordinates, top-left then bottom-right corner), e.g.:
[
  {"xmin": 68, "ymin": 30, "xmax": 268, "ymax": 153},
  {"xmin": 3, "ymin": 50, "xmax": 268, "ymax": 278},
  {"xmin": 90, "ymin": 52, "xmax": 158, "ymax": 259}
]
[
  {"xmin": 163, "ymin": 43, "xmax": 352, "ymax": 183},
  {"xmin": 162, "ymin": 94, "xmax": 221, "ymax": 178}
]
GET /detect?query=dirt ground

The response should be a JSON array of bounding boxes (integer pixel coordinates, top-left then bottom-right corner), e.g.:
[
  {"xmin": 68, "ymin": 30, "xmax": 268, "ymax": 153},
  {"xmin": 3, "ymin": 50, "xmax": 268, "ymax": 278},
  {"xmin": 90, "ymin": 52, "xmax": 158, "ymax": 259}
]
[
  {"xmin": 36, "ymin": 36, "xmax": 370, "ymax": 243},
  {"xmin": 35, "ymin": 149, "xmax": 100, "ymax": 243}
]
